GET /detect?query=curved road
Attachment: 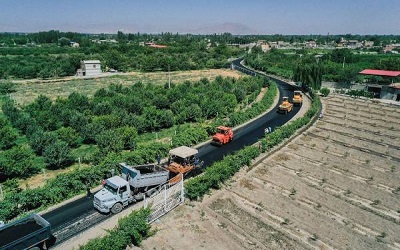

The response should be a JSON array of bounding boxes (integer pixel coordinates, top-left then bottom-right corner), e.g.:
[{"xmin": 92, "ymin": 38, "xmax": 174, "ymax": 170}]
[{"xmin": 43, "ymin": 58, "xmax": 300, "ymax": 245}]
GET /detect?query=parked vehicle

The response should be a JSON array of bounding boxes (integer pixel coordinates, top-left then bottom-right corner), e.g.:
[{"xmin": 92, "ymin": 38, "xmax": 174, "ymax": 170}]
[
  {"xmin": 0, "ymin": 213, "xmax": 54, "ymax": 250},
  {"xmin": 94, "ymin": 146, "xmax": 202, "ymax": 214},
  {"xmin": 278, "ymin": 97, "xmax": 293, "ymax": 114},
  {"xmin": 212, "ymin": 126, "xmax": 234, "ymax": 145},
  {"xmin": 292, "ymin": 90, "xmax": 303, "ymax": 106}
]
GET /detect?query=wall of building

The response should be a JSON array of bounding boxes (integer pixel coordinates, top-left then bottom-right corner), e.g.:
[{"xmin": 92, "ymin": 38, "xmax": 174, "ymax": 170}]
[{"xmin": 82, "ymin": 62, "xmax": 101, "ymax": 76}]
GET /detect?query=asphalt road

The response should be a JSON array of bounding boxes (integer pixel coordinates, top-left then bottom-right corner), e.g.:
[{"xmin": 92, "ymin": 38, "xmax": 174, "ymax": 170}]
[{"xmin": 42, "ymin": 59, "xmax": 299, "ymax": 243}]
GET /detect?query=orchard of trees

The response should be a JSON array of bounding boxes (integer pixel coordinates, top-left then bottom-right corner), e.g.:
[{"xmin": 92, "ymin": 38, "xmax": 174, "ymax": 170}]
[
  {"xmin": 0, "ymin": 75, "xmax": 280, "ymax": 222},
  {"xmin": 246, "ymin": 47, "xmax": 400, "ymax": 90},
  {"xmin": 0, "ymin": 31, "xmax": 244, "ymax": 79},
  {"xmin": 0, "ymin": 76, "xmax": 264, "ymax": 179}
]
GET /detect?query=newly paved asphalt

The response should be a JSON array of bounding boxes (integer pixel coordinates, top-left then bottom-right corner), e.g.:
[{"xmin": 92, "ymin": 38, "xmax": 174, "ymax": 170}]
[{"xmin": 42, "ymin": 59, "xmax": 299, "ymax": 242}]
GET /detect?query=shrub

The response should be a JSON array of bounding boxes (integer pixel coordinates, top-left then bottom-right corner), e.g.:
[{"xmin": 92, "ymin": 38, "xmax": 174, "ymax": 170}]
[
  {"xmin": 79, "ymin": 209, "xmax": 151, "ymax": 250},
  {"xmin": 320, "ymin": 87, "xmax": 330, "ymax": 97}
]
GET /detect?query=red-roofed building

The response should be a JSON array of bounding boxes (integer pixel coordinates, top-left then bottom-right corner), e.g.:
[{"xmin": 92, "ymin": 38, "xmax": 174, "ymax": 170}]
[
  {"xmin": 359, "ymin": 69, "xmax": 400, "ymax": 77},
  {"xmin": 359, "ymin": 69, "xmax": 400, "ymax": 101}
]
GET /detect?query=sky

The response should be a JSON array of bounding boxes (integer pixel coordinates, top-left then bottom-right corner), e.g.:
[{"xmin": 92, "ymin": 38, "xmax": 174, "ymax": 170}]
[{"xmin": 0, "ymin": 0, "xmax": 399, "ymax": 35}]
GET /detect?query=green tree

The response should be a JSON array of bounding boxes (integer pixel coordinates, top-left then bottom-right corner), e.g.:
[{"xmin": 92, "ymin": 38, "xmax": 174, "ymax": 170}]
[
  {"xmin": 0, "ymin": 145, "xmax": 40, "ymax": 178},
  {"xmin": 43, "ymin": 140, "xmax": 72, "ymax": 169},
  {"xmin": 320, "ymin": 87, "xmax": 331, "ymax": 97},
  {"xmin": 0, "ymin": 81, "xmax": 16, "ymax": 94},
  {"xmin": 58, "ymin": 37, "xmax": 71, "ymax": 47},
  {"xmin": 0, "ymin": 126, "xmax": 18, "ymax": 150},
  {"xmin": 55, "ymin": 127, "xmax": 81, "ymax": 148},
  {"xmin": 29, "ymin": 130, "xmax": 57, "ymax": 155},
  {"xmin": 95, "ymin": 130, "xmax": 124, "ymax": 153},
  {"xmin": 115, "ymin": 126, "xmax": 138, "ymax": 150}
]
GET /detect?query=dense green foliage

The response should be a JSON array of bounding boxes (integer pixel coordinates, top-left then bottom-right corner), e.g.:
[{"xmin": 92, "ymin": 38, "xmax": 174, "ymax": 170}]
[
  {"xmin": 246, "ymin": 48, "xmax": 400, "ymax": 88},
  {"xmin": 0, "ymin": 75, "xmax": 282, "ymax": 220},
  {"xmin": 0, "ymin": 81, "xmax": 16, "ymax": 94},
  {"xmin": 79, "ymin": 209, "xmax": 151, "ymax": 250},
  {"xmin": 0, "ymin": 31, "xmax": 243, "ymax": 79},
  {"xmin": 227, "ymin": 79, "xmax": 277, "ymax": 127},
  {"xmin": 0, "ymin": 76, "xmax": 262, "ymax": 178},
  {"xmin": 320, "ymin": 87, "xmax": 330, "ymax": 97}
]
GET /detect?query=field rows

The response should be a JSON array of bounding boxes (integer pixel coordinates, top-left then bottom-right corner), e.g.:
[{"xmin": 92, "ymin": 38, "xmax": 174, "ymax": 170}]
[
  {"xmin": 141, "ymin": 95, "xmax": 400, "ymax": 250},
  {"xmin": 208, "ymin": 95, "xmax": 400, "ymax": 249}
]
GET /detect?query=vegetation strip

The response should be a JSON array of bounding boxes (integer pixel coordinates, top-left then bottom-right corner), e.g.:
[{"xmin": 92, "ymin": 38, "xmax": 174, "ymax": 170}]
[{"xmin": 184, "ymin": 91, "xmax": 320, "ymax": 200}]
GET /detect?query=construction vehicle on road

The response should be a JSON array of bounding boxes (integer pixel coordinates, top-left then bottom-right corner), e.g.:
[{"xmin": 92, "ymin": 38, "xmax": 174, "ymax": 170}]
[
  {"xmin": 0, "ymin": 214, "xmax": 55, "ymax": 250},
  {"xmin": 292, "ymin": 90, "xmax": 303, "ymax": 106},
  {"xmin": 94, "ymin": 146, "xmax": 201, "ymax": 214},
  {"xmin": 278, "ymin": 97, "xmax": 293, "ymax": 114},
  {"xmin": 212, "ymin": 126, "xmax": 234, "ymax": 145}
]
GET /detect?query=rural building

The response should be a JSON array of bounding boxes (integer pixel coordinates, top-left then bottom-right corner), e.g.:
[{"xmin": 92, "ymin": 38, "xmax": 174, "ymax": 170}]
[
  {"xmin": 77, "ymin": 60, "xmax": 102, "ymax": 77},
  {"xmin": 306, "ymin": 40, "xmax": 317, "ymax": 48},
  {"xmin": 359, "ymin": 69, "xmax": 400, "ymax": 101}
]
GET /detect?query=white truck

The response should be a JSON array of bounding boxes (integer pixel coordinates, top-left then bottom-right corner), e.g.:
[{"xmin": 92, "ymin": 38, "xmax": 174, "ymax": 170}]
[{"xmin": 94, "ymin": 163, "xmax": 169, "ymax": 214}]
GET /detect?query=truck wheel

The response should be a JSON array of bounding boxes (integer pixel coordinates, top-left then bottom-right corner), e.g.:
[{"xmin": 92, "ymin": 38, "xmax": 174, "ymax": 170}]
[{"xmin": 111, "ymin": 203, "xmax": 123, "ymax": 214}]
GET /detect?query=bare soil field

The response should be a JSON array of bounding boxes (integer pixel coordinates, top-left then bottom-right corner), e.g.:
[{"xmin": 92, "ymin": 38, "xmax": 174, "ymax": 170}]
[
  {"xmin": 140, "ymin": 95, "xmax": 400, "ymax": 250},
  {"xmin": 10, "ymin": 69, "xmax": 242, "ymax": 105}
]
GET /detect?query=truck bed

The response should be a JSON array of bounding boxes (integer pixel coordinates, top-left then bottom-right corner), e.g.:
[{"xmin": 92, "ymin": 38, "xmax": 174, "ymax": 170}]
[
  {"xmin": 121, "ymin": 163, "xmax": 170, "ymax": 188},
  {"xmin": 0, "ymin": 214, "xmax": 51, "ymax": 250}
]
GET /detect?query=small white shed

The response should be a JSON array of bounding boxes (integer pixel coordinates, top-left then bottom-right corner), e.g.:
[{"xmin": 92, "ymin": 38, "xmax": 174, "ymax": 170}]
[{"xmin": 80, "ymin": 60, "xmax": 101, "ymax": 76}]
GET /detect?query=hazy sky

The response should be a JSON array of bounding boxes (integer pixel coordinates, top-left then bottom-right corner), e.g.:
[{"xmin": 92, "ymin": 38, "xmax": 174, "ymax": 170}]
[{"xmin": 1, "ymin": 0, "xmax": 399, "ymax": 35}]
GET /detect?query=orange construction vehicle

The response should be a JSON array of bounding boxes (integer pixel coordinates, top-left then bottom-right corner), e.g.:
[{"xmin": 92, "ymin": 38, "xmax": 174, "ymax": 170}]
[
  {"xmin": 165, "ymin": 146, "xmax": 202, "ymax": 183},
  {"xmin": 278, "ymin": 97, "xmax": 293, "ymax": 114},
  {"xmin": 212, "ymin": 126, "xmax": 234, "ymax": 145},
  {"xmin": 292, "ymin": 90, "xmax": 303, "ymax": 106}
]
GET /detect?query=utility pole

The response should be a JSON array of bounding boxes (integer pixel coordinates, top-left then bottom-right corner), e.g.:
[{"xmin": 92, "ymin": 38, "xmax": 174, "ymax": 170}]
[
  {"xmin": 342, "ymin": 57, "xmax": 346, "ymax": 69},
  {"xmin": 0, "ymin": 185, "xmax": 3, "ymax": 201},
  {"xmin": 168, "ymin": 65, "xmax": 171, "ymax": 89}
]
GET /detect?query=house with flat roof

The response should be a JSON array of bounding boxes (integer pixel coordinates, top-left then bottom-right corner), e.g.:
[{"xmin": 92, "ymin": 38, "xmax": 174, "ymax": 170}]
[{"xmin": 77, "ymin": 60, "xmax": 101, "ymax": 76}]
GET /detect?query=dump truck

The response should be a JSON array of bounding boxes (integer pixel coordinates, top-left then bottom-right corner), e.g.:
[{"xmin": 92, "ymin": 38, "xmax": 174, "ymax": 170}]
[
  {"xmin": 94, "ymin": 163, "xmax": 169, "ymax": 213},
  {"xmin": 292, "ymin": 90, "xmax": 303, "ymax": 106},
  {"xmin": 212, "ymin": 126, "xmax": 234, "ymax": 145},
  {"xmin": 0, "ymin": 213, "xmax": 54, "ymax": 250},
  {"xmin": 278, "ymin": 97, "xmax": 293, "ymax": 114},
  {"xmin": 94, "ymin": 146, "xmax": 201, "ymax": 214}
]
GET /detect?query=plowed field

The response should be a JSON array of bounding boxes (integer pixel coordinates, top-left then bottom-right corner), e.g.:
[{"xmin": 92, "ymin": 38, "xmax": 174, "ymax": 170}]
[{"xmin": 140, "ymin": 95, "xmax": 400, "ymax": 250}]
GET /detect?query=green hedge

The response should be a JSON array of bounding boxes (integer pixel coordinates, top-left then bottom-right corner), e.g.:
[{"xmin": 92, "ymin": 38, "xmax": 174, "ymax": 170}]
[
  {"xmin": 185, "ymin": 146, "xmax": 260, "ymax": 199},
  {"xmin": 261, "ymin": 94, "xmax": 320, "ymax": 152},
  {"xmin": 79, "ymin": 209, "xmax": 151, "ymax": 250},
  {"xmin": 227, "ymin": 80, "xmax": 277, "ymax": 127}
]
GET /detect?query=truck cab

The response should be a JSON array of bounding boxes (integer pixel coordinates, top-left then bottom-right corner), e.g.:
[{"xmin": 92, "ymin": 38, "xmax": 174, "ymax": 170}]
[
  {"xmin": 94, "ymin": 176, "xmax": 132, "ymax": 214},
  {"xmin": 212, "ymin": 126, "xmax": 233, "ymax": 145}
]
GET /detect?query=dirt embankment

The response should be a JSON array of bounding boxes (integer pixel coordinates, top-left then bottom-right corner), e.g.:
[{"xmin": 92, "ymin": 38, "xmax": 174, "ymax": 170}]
[{"xmin": 140, "ymin": 95, "xmax": 400, "ymax": 250}]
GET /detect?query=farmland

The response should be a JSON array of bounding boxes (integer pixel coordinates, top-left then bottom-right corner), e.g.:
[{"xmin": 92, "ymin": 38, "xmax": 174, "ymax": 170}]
[
  {"xmin": 9, "ymin": 69, "xmax": 242, "ymax": 106},
  {"xmin": 140, "ymin": 94, "xmax": 400, "ymax": 250}
]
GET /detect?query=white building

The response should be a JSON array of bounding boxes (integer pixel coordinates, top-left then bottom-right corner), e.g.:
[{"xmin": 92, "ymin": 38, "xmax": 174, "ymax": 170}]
[{"xmin": 78, "ymin": 60, "xmax": 101, "ymax": 76}]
